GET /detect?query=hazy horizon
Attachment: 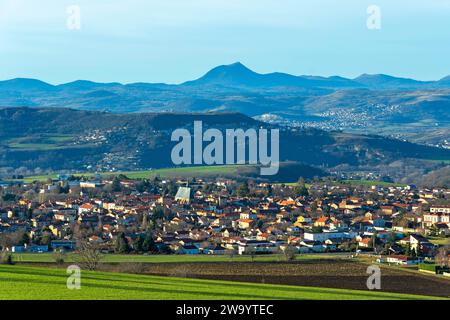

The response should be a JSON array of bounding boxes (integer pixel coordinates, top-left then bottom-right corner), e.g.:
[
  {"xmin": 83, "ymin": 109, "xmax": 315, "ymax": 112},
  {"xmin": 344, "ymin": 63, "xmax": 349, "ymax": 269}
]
[{"xmin": 1, "ymin": 61, "xmax": 449, "ymax": 86}]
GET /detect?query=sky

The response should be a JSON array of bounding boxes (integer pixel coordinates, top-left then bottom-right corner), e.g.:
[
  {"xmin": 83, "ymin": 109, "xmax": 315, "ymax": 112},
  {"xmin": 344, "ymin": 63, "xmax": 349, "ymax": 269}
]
[{"xmin": 0, "ymin": 0, "xmax": 449, "ymax": 84}]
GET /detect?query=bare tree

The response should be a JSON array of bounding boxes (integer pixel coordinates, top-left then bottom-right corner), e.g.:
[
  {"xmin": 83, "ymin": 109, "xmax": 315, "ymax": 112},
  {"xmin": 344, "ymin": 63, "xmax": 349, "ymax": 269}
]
[
  {"xmin": 74, "ymin": 238, "xmax": 102, "ymax": 271},
  {"xmin": 53, "ymin": 249, "xmax": 65, "ymax": 265},
  {"xmin": 0, "ymin": 250, "xmax": 13, "ymax": 265},
  {"xmin": 246, "ymin": 246, "xmax": 256, "ymax": 262},
  {"xmin": 0, "ymin": 230, "xmax": 26, "ymax": 249},
  {"xmin": 435, "ymin": 246, "xmax": 449, "ymax": 268},
  {"xmin": 283, "ymin": 245, "xmax": 297, "ymax": 262},
  {"xmin": 225, "ymin": 249, "xmax": 235, "ymax": 262}
]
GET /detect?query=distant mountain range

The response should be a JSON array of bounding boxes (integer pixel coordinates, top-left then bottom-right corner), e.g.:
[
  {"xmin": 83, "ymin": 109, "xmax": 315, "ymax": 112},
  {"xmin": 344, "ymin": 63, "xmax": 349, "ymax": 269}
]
[
  {"xmin": 2, "ymin": 62, "xmax": 450, "ymax": 90},
  {"xmin": 0, "ymin": 62, "xmax": 449, "ymax": 147},
  {"xmin": 183, "ymin": 62, "xmax": 362, "ymax": 88}
]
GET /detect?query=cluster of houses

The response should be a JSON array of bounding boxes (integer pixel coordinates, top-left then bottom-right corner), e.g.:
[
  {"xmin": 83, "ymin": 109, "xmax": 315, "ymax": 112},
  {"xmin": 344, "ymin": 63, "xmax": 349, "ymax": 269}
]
[{"xmin": 1, "ymin": 176, "xmax": 449, "ymax": 265}]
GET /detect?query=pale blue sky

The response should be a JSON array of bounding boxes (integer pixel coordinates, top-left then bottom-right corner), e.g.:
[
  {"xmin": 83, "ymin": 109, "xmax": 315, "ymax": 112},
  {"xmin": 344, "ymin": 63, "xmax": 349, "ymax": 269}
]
[{"xmin": 1, "ymin": 0, "xmax": 449, "ymax": 84}]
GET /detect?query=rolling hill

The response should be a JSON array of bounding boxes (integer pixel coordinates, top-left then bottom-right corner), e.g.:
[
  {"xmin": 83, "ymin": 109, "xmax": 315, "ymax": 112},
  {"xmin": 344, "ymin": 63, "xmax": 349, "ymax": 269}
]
[
  {"xmin": 0, "ymin": 63, "xmax": 448, "ymax": 147},
  {"xmin": 0, "ymin": 107, "xmax": 448, "ymax": 183}
]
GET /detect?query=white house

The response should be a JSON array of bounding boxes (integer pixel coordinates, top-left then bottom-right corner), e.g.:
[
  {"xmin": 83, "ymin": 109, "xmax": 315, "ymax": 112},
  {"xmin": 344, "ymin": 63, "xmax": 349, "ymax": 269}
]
[
  {"xmin": 386, "ymin": 255, "xmax": 422, "ymax": 265},
  {"xmin": 304, "ymin": 230, "xmax": 356, "ymax": 242},
  {"xmin": 237, "ymin": 240, "xmax": 279, "ymax": 255}
]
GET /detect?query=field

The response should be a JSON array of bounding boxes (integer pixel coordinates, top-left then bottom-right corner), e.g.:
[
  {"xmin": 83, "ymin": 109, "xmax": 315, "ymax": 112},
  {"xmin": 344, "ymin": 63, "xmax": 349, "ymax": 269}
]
[
  {"xmin": 22, "ymin": 165, "xmax": 255, "ymax": 183},
  {"xmin": 6, "ymin": 134, "xmax": 75, "ymax": 151},
  {"xmin": 14, "ymin": 252, "xmax": 275, "ymax": 263},
  {"xmin": 19, "ymin": 252, "xmax": 350, "ymax": 263},
  {"xmin": 103, "ymin": 259, "xmax": 450, "ymax": 298},
  {"xmin": 427, "ymin": 159, "xmax": 450, "ymax": 165},
  {"xmin": 279, "ymin": 180, "xmax": 404, "ymax": 188},
  {"xmin": 10, "ymin": 254, "xmax": 450, "ymax": 298},
  {"xmin": 21, "ymin": 167, "xmax": 409, "ymax": 187},
  {"xmin": 339, "ymin": 180, "xmax": 406, "ymax": 187},
  {"xmin": 0, "ymin": 265, "xmax": 443, "ymax": 300},
  {"xmin": 110, "ymin": 165, "xmax": 250, "ymax": 180},
  {"xmin": 428, "ymin": 237, "xmax": 450, "ymax": 246},
  {"xmin": 14, "ymin": 253, "xmax": 340, "ymax": 264}
]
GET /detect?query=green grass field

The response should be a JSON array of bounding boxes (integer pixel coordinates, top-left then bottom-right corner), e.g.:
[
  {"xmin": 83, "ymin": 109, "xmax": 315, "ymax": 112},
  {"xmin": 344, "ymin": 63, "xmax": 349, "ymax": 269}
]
[
  {"xmin": 427, "ymin": 159, "xmax": 450, "ymax": 165},
  {"xmin": 9, "ymin": 143, "xmax": 68, "ymax": 151},
  {"xmin": 6, "ymin": 134, "xmax": 75, "ymax": 151},
  {"xmin": 428, "ymin": 237, "xmax": 450, "ymax": 246},
  {"xmin": 277, "ymin": 182, "xmax": 312, "ymax": 188},
  {"xmin": 13, "ymin": 253, "xmax": 338, "ymax": 263},
  {"xmin": 22, "ymin": 165, "xmax": 254, "ymax": 183},
  {"xmin": 0, "ymin": 265, "xmax": 442, "ymax": 300},
  {"xmin": 339, "ymin": 180, "xmax": 406, "ymax": 187},
  {"xmin": 279, "ymin": 180, "xmax": 405, "ymax": 188},
  {"xmin": 21, "ymin": 166, "xmax": 407, "ymax": 186},
  {"xmin": 113, "ymin": 165, "xmax": 247, "ymax": 179}
]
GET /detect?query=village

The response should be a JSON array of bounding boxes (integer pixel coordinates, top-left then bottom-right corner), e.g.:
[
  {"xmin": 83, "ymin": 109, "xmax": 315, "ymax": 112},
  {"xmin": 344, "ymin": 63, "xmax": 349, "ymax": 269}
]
[{"xmin": 0, "ymin": 174, "xmax": 449, "ymax": 267}]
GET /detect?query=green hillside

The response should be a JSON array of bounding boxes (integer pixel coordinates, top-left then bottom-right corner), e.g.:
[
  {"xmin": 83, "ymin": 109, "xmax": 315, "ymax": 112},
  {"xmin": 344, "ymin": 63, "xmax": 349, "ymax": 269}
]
[
  {"xmin": 0, "ymin": 265, "xmax": 443, "ymax": 300},
  {"xmin": 2, "ymin": 107, "xmax": 449, "ymax": 179},
  {"xmin": 21, "ymin": 162, "xmax": 324, "ymax": 183},
  {"xmin": 22, "ymin": 165, "xmax": 251, "ymax": 183}
]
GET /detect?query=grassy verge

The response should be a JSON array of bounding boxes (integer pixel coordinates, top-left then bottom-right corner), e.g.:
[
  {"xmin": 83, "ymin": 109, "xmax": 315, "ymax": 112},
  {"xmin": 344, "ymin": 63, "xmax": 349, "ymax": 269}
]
[{"xmin": 13, "ymin": 253, "xmax": 340, "ymax": 263}]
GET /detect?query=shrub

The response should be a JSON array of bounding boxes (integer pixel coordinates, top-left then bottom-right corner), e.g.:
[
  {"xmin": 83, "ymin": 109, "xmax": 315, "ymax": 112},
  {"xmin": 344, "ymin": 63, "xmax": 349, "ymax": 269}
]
[{"xmin": 53, "ymin": 249, "xmax": 65, "ymax": 265}]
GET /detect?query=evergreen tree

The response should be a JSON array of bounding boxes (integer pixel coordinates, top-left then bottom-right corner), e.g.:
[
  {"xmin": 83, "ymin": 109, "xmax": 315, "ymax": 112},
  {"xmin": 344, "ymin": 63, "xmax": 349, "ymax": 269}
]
[
  {"xmin": 141, "ymin": 213, "xmax": 148, "ymax": 230},
  {"xmin": 115, "ymin": 232, "xmax": 131, "ymax": 253},
  {"xmin": 405, "ymin": 243, "xmax": 412, "ymax": 256},
  {"xmin": 142, "ymin": 231, "xmax": 157, "ymax": 253},
  {"xmin": 25, "ymin": 208, "xmax": 33, "ymax": 220},
  {"xmin": 166, "ymin": 183, "xmax": 177, "ymax": 197},
  {"xmin": 237, "ymin": 182, "xmax": 250, "ymax": 197},
  {"xmin": 152, "ymin": 206, "xmax": 164, "ymax": 221},
  {"xmin": 429, "ymin": 224, "xmax": 439, "ymax": 237},
  {"xmin": 19, "ymin": 232, "xmax": 30, "ymax": 246},
  {"xmin": 266, "ymin": 184, "xmax": 273, "ymax": 196},
  {"xmin": 256, "ymin": 220, "xmax": 264, "ymax": 229},
  {"xmin": 134, "ymin": 235, "xmax": 144, "ymax": 253},
  {"xmin": 388, "ymin": 232, "xmax": 397, "ymax": 246},
  {"xmin": 294, "ymin": 178, "xmax": 309, "ymax": 197},
  {"xmin": 111, "ymin": 177, "xmax": 122, "ymax": 192}
]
